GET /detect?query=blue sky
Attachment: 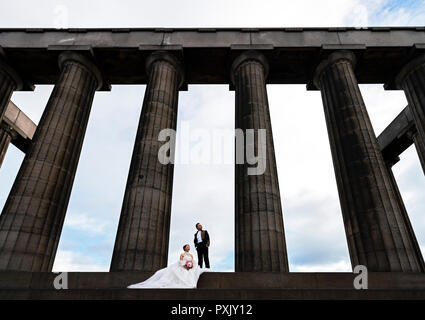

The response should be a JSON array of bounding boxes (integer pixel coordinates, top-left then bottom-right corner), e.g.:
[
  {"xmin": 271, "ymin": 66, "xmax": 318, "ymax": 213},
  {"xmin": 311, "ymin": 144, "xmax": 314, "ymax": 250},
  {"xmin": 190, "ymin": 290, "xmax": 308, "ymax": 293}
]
[{"xmin": 0, "ymin": 0, "xmax": 424, "ymax": 272}]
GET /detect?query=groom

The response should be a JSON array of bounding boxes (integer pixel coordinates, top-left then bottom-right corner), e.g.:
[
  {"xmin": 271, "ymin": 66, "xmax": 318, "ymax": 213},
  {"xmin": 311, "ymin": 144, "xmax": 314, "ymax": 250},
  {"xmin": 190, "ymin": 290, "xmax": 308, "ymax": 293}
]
[{"xmin": 194, "ymin": 223, "xmax": 210, "ymax": 269}]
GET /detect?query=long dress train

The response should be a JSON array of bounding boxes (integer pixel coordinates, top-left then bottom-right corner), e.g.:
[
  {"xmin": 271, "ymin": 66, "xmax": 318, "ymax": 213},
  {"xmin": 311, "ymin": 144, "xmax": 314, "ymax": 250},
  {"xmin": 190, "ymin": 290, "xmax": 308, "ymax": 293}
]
[{"xmin": 128, "ymin": 252, "xmax": 208, "ymax": 289}]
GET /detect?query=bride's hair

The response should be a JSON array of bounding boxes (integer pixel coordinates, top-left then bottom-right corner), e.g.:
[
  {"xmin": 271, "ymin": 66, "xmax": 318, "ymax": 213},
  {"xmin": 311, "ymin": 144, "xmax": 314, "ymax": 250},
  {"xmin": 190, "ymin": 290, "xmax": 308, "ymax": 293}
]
[{"xmin": 183, "ymin": 244, "xmax": 189, "ymax": 251}]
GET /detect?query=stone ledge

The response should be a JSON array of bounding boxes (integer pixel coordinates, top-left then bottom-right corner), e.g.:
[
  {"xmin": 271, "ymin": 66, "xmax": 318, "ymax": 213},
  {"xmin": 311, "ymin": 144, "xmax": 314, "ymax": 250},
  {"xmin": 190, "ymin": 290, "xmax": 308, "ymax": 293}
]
[
  {"xmin": 1, "ymin": 288, "xmax": 425, "ymax": 300},
  {"xmin": 1, "ymin": 271, "xmax": 425, "ymax": 290},
  {"xmin": 1, "ymin": 28, "xmax": 424, "ymax": 86}
]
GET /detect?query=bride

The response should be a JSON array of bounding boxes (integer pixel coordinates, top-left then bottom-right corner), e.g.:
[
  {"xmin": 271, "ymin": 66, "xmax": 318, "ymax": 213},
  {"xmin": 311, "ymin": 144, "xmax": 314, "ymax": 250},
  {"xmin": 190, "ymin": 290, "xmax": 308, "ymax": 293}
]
[{"xmin": 128, "ymin": 244, "xmax": 208, "ymax": 289}]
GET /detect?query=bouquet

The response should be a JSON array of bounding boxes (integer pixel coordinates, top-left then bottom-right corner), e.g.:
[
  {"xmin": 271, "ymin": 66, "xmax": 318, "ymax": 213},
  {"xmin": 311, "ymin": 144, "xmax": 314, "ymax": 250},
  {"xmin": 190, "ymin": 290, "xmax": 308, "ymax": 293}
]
[{"xmin": 184, "ymin": 260, "xmax": 193, "ymax": 270}]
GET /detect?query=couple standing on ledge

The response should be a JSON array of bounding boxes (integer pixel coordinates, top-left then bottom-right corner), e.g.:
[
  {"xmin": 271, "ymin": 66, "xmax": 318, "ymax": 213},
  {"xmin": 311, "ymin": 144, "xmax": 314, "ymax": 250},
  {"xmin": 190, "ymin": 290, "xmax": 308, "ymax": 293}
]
[{"xmin": 128, "ymin": 223, "xmax": 211, "ymax": 289}]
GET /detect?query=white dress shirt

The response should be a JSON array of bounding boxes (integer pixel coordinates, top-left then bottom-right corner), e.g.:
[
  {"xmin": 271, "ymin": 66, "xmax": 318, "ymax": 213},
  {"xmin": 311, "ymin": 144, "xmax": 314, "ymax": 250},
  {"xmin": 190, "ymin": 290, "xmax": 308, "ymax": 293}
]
[{"xmin": 196, "ymin": 230, "xmax": 202, "ymax": 243}]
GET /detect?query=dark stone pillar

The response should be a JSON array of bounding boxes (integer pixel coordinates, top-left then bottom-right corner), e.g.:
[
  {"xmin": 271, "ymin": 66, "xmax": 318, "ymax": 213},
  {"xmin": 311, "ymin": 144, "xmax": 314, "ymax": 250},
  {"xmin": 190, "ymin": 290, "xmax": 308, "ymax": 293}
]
[
  {"xmin": 0, "ymin": 125, "xmax": 16, "ymax": 168},
  {"xmin": 412, "ymin": 130, "xmax": 425, "ymax": 175},
  {"xmin": 110, "ymin": 51, "xmax": 184, "ymax": 272},
  {"xmin": 0, "ymin": 51, "xmax": 103, "ymax": 271},
  {"xmin": 313, "ymin": 50, "xmax": 424, "ymax": 272},
  {"xmin": 396, "ymin": 54, "xmax": 425, "ymax": 174},
  {"xmin": 231, "ymin": 50, "xmax": 289, "ymax": 272},
  {"xmin": 384, "ymin": 157, "xmax": 425, "ymax": 271},
  {"xmin": 0, "ymin": 58, "xmax": 22, "ymax": 121}
]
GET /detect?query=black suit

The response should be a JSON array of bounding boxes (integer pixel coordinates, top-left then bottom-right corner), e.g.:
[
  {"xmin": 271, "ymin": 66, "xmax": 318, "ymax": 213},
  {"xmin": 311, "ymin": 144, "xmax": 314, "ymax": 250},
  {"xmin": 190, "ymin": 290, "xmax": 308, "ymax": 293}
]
[{"xmin": 194, "ymin": 230, "xmax": 210, "ymax": 268}]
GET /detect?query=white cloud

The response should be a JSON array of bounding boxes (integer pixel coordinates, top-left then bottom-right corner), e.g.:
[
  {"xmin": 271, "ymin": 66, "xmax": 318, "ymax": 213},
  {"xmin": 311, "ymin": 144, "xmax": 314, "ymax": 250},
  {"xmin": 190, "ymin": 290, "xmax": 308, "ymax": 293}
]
[
  {"xmin": 53, "ymin": 250, "xmax": 106, "ymax": 272},
  {"xmin": 292, "ymin": 260, "xmax": 352, "ymax": 272},
  {"xmin": 0, "ymin": 0, "xmax": 416, "ymax": 28},
  {"xmin": 65, "ymin": 211, "xmax": 110, "ymax": 234}
]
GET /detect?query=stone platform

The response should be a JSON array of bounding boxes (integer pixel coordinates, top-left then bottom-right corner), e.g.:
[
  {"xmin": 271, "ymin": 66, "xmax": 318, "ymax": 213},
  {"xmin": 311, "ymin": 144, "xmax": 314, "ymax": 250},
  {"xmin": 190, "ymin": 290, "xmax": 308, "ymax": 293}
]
[{"xmin": 1, "ymin": 272, "xmax": 425, "ymax": 300}]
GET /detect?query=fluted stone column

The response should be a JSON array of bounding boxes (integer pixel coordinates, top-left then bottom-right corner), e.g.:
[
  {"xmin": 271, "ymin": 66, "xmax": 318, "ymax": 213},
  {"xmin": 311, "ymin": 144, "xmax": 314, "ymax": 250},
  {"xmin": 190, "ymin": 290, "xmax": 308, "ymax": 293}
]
[
  {"xmin": 0, "ymin": 124, "xmax": 16, "ymax": 168},
  {"xmin": 384, "ymin": 157, "xmax": 425, "ymax": 270},
  {"xmin": 313, "ymin": 50, "xmax": 424, "ymax": 272},
  {"xmin": 396, "ymin": 54, "xmax": 425, "ymax": 173},
  {"xmin": 110, "ymin": 51, "xmax": 184, "ymax": 272},
  {"xmin": 0, "ymin": 51, "xmax": 102, "ymax": 271},
  {"xmin": 0, "ymin": 58, "xmax": 22, "ymax": 123},
  {"xmin": 231, "ymin": 51, "xmax": 289, "ymax": 272},
  {"xmin": 413, "ymin": 132, "xmax": 425, "ymax": 175}
]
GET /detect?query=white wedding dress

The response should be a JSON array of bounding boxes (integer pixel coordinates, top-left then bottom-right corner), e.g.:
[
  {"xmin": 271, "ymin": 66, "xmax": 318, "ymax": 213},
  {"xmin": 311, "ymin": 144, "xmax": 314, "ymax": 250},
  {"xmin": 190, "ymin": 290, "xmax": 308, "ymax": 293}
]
[{"xmin": 128, "ymin": 252, "xmax": 208, "ymax": 289}]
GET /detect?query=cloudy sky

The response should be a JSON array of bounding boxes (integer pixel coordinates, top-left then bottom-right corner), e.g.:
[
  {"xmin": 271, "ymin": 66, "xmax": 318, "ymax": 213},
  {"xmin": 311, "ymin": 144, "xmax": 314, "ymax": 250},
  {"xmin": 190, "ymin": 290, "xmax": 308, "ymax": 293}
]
[{"xmin": 0, "ymin": 0, "xmax": 424, "ymax": 272}]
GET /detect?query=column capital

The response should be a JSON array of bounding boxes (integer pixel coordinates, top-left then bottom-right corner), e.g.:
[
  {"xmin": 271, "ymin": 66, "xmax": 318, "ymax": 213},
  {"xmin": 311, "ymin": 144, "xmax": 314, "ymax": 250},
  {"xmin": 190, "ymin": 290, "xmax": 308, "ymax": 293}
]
[
  {"xmin": 395, "ymin": 54, "xmax": 425, "ymax": 89},
  {"xmin": 58, "ymin": 51, "xmax": 104, "ymax": 90},
  {"xmin": 0, "ymin": 58, "xmax": 24, "ymax": 91},
  {"xmin": 313, "ymin": 50, "xmax": 357, "ymax": 90},
  {"xmin": 145, "ymin": 51, "xmax": 184, "ymax": 89},
  {"xmin": 230, "ymin": 50, "xmax": 269, "ymax": 85}
]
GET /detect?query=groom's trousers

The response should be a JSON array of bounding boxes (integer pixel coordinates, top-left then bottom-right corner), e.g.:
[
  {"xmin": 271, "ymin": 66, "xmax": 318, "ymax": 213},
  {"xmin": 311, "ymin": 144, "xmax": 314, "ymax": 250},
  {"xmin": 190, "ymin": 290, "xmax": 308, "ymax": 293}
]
[{"xmin": 196, "ymin": 243, "xmax": 210, "ymax": 268}]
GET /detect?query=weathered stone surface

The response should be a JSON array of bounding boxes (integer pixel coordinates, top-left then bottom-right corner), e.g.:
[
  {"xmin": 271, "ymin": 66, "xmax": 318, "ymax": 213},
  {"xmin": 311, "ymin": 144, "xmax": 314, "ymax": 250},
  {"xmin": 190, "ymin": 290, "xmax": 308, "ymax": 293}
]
[
  {"xmin": 376, "ymin": 105, "xmax": 425, "ymax": 175},
  {"xmin": 384, "ymin": 158, "xmax": 425, "ymax": 270},
  {"xmin": 413, "ymin": 132, "xmax": 425, "ymax": 175},
  {"xmin": 2, "ymin": 28, "xmax": 425, "ymax": 86},
  {"xmin": 3, "ymin": 101, "xmax": 36, "ymax": 141},
  {"xmin": 0, "ymin": 51, "xmax": 102, "ymax": 271},
  {"xmin": 396, "ymin": 54, "xmax": 425, "ymax": 174},
  {"xmin": 110, "ymin": 51, "xmax": 184, "ymax": 272},
  {"xmin": 313, "ymin": 50, "xmax": 424, "ymax": 272},
  {"xmin": 1, "ymin": 272, "xmax": 425, "ymax": 300},
  {"xmin": 1, "ymin": 101, "xmax": 37, "ymax": 154},
  {"xmin": 377, "ymin": 106, "xmax": 415, "ymax": 160},
  {"xmin": 0, "ymin": 125, "xmax": 15, "ymax": 168},
  {"xmin": 232, "ymin": 50, "xmax": 289, "ymax": 272},
  {"xmin": 2, "ymin": 271, "xmax": 425, "ymax": 290},
  {"xmin": 0, "ymin": 59, "xmax": 22, "ymax": 165},
  {"xmin": 0, "ymin": 58, "xmax": 22, "ymax": 122}
]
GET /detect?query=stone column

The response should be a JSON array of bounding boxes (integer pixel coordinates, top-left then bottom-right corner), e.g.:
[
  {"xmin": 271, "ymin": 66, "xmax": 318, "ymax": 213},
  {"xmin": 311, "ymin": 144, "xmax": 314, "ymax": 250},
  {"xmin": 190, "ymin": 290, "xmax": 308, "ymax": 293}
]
[
  {"xmin": 412, "ymin": 131, "xmax": 425, "ymax": 175},
  {"xmin": 384, "ymin": 157, "xmax": 425, "ymax": 270},
  {"xmin": 0, "ymin": 124, "xmax": 17, "ymax": 168},
  {"xmin": 396, "ymin": 54, "xmax": 425, "ymax": 173},
  {"xmin": 110, "ymin": 51, "xmax": 184, "ymax": 272},
  {"xmin": 313, "ymin": 50, "xmax": 424, "ymax": 272},
  {"xmin": 0, "ymin": 58, "xmax": 22, "ymax": 122},
  {"xmin": 231, "ymin": 50, "xmax": 289, "ymax": 272},
  {"xmin": 0, "ymin": 51, "xmax": 102, "ymax": 271}
]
